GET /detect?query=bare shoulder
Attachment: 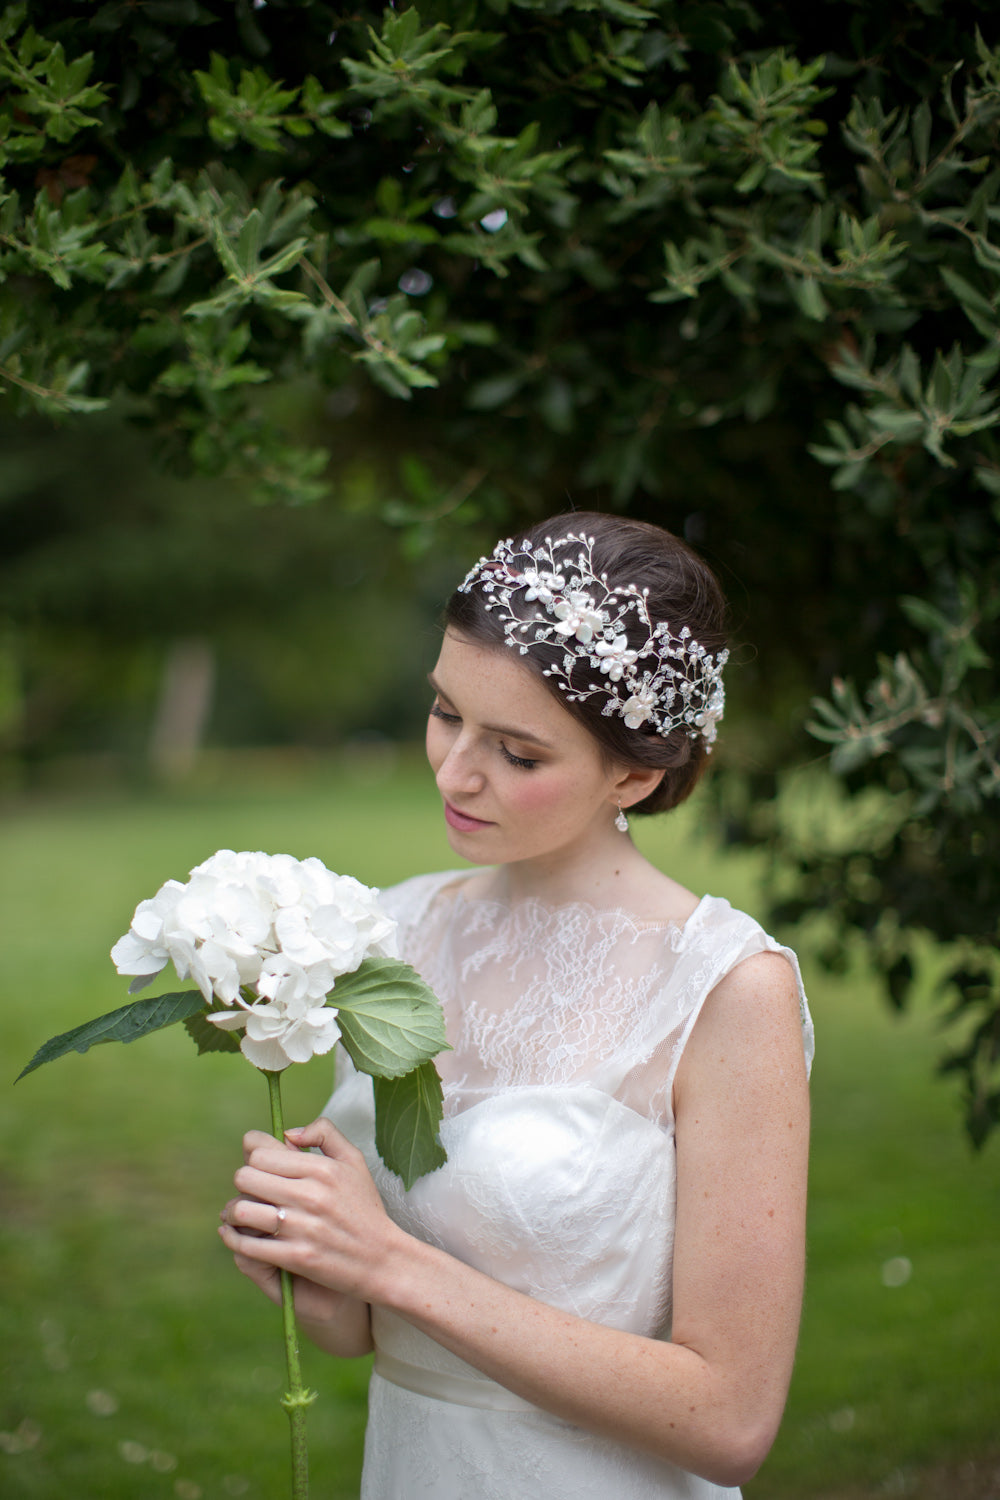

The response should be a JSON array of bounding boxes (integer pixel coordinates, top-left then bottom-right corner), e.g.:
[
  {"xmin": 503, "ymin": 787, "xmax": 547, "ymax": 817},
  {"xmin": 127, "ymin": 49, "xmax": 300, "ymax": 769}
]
[
  {"xmin": 682, "ymin": 945, "xmax": 801, "ymax": 1018},
  {"xmin": 709, "ymin": 948, "xmax": 800, "ymax": 1009},
  {"xmin": 674, "ymin": 950, "xmax": 807, "ymax": 1113}
]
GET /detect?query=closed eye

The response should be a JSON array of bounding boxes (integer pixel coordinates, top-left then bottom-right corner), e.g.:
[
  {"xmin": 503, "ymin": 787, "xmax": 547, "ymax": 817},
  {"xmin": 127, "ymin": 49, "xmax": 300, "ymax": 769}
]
[
  {"xmin": 501, "ymin": 744, "xmax": 538, "ymax": 770},
  {"xmin": 431, "ymin": 700, "xmax": 537, "ymax": 770}
]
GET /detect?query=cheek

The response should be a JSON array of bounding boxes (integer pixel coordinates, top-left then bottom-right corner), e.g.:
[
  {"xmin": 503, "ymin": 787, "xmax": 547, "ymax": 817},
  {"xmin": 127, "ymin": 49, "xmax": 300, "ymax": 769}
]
[{"xmin": 507, "ymin": 770, "xmax": 582, "ymax": 821}]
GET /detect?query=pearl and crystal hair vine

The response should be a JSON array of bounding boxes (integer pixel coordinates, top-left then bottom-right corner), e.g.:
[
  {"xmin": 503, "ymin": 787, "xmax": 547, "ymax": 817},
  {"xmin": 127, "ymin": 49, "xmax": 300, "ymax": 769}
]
[{"xmin": 457, "ymin": 531, "xmax": 729, "ymax": 746}]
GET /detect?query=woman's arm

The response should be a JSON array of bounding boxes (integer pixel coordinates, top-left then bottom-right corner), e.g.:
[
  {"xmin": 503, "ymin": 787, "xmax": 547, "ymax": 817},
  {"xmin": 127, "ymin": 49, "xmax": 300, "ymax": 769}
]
[{"xmin": 219, "ymin": 950, "xmax": 809, "ymax": 1486}]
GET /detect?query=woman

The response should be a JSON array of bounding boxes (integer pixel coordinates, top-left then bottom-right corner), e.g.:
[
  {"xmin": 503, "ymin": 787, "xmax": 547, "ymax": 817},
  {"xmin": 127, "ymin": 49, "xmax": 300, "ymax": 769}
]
[{"xmin": 219, "ymin": 513, "xmax": 814, "ymax": 1499}]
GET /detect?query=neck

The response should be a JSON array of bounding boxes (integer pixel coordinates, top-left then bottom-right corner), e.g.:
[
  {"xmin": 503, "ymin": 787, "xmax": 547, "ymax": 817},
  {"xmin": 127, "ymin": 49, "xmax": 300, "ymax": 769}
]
[{"xmin": 482, "ymin": 830, "xmax": 648, "ymax": 910}]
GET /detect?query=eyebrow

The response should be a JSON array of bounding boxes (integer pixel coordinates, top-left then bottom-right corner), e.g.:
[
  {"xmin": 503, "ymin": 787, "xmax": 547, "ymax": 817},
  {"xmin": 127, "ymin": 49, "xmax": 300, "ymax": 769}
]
[{"xmin": 427, "ymin": 673, "xmax": 555, "ymax": 750}]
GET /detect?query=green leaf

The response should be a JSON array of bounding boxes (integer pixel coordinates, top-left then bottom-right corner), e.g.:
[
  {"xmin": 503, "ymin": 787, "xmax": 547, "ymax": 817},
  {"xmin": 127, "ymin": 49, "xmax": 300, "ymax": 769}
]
[
  {"xmin": 17, "ymin": 991, "xmax": 205, "ymax": 1081},
  {"xmin": 236, "ymin": 208, "xmax": 263, "ymax": 271},
  {"xmin": 334, "ymin": 956, "xmax": 450, "ymax": 1080},
  {"xmin": 829, "ymin": 736, "xmax": 884, "ymax": 774},
  {"xmin": 466, "ymin": 371, "xmax": 524, "ymax": 409},
  {"xmin": 790, "ymin": 275, "xmax": 828, "ymax": 321},
  {"xmin": 373, "ymin": 1061, "xmax": 447, "ymax": 1188},
  {"xmin": 183, "ymin": 1009, "xmax": 244, "ymax": 1056},
  {"xmin": 256, "ymin": 236, "xmax": 308, "ymax": 280},
  {"xmin": 912, "ymin": 99, "xmax": 932, "ymax": 173},
  {"xmin": 900, "ymin": 595, "xmax": 950, "ymax": 636},
  {"xmin": 941, "ymin": 265, "xmax": 999, "ymax": 340}
]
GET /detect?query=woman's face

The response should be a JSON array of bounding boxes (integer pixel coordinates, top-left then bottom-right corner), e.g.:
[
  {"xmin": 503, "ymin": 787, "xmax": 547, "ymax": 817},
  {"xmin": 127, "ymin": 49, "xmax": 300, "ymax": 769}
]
[{"xmin": 425, "ymin": 629, "xmax": 630, "ymax": 870}]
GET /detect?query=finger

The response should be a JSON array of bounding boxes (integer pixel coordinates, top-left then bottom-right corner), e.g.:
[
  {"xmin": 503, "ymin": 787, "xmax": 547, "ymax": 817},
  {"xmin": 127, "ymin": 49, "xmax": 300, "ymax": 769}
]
[
  {"xmin": 231, "ymin": 1251, "xmax": 283, "ymax": 1304},
  {"xmin": 219, "ymin": 1219, "xmax": 295, "ymax": 1270},
  {"xmin": 222, "ymin": 1197, "xmax": 288, "ymax": 1238},
  {"xmin": 242, "ymin": 1128, "xmax": 279, "ymax": 1164},
  {"xmin": 221, "ymin": 1189, "xmax": 272, "ymax": 1218},
  {"xmin": 240, "ymin": 1134, "xmax": 348, "ymax": 1183},
  {"xmin": 283, "ymin": 1116, "xmax": 359, "ymax": 1161},
  {"xmin": 233, "ymin": 1155, "xmax": 320, "ymax": 1206}
]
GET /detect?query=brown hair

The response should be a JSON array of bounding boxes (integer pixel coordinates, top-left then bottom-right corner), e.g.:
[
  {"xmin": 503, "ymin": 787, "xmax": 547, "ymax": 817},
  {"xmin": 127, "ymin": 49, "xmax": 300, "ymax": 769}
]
[{"xmin": 444, "ymin": 511, "xmax": 729, "ymax": 814}]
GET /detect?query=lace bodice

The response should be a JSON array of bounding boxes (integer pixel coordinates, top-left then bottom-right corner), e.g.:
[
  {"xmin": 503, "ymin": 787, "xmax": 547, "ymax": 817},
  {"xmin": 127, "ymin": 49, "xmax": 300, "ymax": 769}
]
[
  {"xmin": 374, "ymin": 869, "xmax": 812, "ymax": 1123},
  {"xmin": 324, "ymin": 869, "xmax": 814, "ymax": 1500}
]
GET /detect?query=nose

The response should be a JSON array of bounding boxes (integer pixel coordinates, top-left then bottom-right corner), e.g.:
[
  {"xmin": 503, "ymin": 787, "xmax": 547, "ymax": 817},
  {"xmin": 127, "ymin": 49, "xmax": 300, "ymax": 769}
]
[{"xmin": 435, "ymin": 734, "xmax": 486, "ymax": 803}]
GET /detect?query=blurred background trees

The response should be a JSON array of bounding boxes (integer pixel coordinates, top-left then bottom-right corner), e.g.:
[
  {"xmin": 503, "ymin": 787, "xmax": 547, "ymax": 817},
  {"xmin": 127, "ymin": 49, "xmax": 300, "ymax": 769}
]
[{"xmin": 1, "ymin": 0, "xmax": 997, "ymax": 1140}]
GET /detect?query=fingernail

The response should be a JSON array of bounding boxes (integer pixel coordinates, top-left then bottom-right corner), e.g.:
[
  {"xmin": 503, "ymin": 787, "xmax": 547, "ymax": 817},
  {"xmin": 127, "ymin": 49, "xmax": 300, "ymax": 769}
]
[{"xmin": 285, "ymin": 1126, "xmax": 304, "ymax": 1138}]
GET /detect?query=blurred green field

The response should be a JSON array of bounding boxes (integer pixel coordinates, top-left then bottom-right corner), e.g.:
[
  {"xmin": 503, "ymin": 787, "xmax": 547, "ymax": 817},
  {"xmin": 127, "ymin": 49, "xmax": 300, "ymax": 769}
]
[{"xmin": 2, "ymin": 753, "xmax": 998, "ymax": 1500}]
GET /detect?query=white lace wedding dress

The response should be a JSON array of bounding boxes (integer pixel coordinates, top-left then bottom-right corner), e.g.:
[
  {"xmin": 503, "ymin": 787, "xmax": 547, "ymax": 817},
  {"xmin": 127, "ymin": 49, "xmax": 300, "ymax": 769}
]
[{"xmin": 324, "ymin": 870, "xmax": 814, "ymax": 1500}]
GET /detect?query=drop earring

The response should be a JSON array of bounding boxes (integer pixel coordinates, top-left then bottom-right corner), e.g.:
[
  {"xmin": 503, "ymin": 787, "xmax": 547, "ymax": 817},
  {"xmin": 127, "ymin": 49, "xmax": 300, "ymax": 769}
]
[{"xmin": 615, "ymin": 801, "xmax": 629, "ymax": 834}]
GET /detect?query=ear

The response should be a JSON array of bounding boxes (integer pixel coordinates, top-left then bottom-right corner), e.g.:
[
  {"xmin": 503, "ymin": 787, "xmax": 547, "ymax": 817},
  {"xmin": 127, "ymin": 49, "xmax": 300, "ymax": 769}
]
[{"xmin": 610, "ymin": 764, "xmax": 666, "ymax": 811}]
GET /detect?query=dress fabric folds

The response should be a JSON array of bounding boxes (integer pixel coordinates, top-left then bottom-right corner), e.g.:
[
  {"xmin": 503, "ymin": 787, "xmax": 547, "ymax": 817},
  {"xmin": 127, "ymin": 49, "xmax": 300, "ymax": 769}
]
[{"xmin": 324, "ymin": 869, "xmax": 814, "ymax": 1500}]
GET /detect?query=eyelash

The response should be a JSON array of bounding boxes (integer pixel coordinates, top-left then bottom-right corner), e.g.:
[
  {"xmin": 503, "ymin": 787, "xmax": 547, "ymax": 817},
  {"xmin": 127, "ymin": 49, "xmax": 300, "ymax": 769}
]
[
  {"xmin": 429, "ymin": 702, "xmax": 538, "ymax": 771},
  {"xmin": 501, "ymin": 745, "xmax": 538, "ymax": 770}
]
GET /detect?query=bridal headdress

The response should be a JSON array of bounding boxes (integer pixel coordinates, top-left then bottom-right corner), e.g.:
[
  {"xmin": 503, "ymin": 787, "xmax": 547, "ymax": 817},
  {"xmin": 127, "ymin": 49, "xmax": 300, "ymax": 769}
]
[{"xmin": 458, "ymin": 531, "xmax": 729, "ymax": 745}]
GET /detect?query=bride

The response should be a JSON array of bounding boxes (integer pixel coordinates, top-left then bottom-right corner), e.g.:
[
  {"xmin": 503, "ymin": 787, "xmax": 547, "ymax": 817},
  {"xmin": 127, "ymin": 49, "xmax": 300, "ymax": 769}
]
[{"xmin": 219, "ymin": 512, "xmax": 814, "ymax": 1499}]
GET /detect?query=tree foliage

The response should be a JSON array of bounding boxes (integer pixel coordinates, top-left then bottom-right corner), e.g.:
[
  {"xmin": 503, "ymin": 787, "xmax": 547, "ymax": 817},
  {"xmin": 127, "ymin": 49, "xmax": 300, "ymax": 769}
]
[{"xmin": 1, "ymin": 0, "xmax": 998, "ymax": 1141}]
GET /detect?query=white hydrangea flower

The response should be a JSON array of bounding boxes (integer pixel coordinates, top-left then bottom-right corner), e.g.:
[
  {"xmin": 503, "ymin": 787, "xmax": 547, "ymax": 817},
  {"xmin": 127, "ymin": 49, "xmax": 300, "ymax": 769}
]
[
  {"xmin": 209, "ymin": 979, "xmax": 342, "ymax": 1071},
  {"xmin": 111, "ymin": 850, "xmax": 398, "ymax": 1071},
  {"xmin": 108, "ymin": 880, "xmax": 186, "ymax": 987},
  {"xmin": 241, "ymin": 998, "xmax": 341, "ymax": 1072}
]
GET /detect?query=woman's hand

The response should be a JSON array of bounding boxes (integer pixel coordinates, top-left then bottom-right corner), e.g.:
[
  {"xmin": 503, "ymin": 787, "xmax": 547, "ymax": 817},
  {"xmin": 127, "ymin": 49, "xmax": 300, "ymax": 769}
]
[{"xmin": 218, "ymin": 1118, "xmax": 393, "ymax": 1355}]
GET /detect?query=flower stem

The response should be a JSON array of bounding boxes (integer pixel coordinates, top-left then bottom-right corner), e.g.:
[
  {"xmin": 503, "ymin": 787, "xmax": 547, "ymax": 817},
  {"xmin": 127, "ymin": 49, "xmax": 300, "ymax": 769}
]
[{"xmin": 265, "ymin": 1069, "xmax": 316, "ymax": 1500}]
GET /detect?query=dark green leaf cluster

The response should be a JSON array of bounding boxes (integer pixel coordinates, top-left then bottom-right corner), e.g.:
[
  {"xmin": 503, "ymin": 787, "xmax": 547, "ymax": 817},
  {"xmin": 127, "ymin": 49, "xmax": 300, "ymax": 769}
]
[{"xmin": 807, "ymin": 581, "xmax": 998, "ymax": 815}]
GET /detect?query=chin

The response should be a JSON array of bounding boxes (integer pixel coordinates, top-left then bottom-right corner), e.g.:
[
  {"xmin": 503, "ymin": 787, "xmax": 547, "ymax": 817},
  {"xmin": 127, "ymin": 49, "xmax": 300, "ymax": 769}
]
[{"xmin": 446, "ymin": 833, "xmax": 490, "ymax": 862}]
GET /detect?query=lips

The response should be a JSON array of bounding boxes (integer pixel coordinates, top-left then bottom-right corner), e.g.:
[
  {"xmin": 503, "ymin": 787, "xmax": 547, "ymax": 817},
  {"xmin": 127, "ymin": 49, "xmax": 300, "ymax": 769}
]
[{"xmin": 444, "ymin": 801, "xmax": 493, "ymax": 832}]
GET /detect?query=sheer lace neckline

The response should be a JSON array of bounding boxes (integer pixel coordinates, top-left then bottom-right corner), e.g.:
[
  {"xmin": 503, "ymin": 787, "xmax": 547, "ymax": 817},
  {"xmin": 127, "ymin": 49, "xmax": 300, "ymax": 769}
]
[
  {"xmin": 378, "ymin": 869, "xmax": 811, "ymax": 1123},
  {"xmin": 396, "ymin": 870, "xmax": 718, "ymax": 1115},
  {"xmin": 435, "ymin": 868, "xmax": 709, "ymax": 942}
]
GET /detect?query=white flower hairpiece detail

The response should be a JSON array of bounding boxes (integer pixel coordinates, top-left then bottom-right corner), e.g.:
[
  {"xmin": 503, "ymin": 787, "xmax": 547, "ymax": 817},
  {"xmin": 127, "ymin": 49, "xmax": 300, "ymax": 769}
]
[{"xmin": 457, "ymin": 532, "xmax": 729, "ymax": 746}]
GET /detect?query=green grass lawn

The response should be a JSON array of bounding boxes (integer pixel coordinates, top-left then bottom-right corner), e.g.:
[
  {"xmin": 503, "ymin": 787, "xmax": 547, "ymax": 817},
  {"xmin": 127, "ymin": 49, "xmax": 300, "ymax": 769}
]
[{"xmin": 2, "ymin": 752, "xmax": 998, "ymax": 1499}]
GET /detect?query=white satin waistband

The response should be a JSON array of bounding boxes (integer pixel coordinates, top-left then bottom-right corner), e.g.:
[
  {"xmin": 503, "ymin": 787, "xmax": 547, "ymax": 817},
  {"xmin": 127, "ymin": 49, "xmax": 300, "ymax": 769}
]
[{"xmin": 373, "ymin": 1350, "xmax": 537, "ymax": 1412}]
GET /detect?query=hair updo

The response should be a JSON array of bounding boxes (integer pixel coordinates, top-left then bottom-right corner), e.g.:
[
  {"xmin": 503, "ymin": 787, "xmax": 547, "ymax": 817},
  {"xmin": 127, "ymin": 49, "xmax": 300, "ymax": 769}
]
[{"xmin": 444, "ymin": 511, "xmax": 729, "ymax": 815}]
